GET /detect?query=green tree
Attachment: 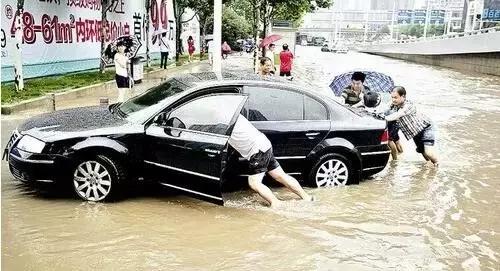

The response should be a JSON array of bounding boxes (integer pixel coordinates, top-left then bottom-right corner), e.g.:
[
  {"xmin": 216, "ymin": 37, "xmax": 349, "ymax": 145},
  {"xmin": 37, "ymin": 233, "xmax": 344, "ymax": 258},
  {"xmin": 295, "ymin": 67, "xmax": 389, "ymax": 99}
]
[
  {"xmin": 222, "ymin": 7, "xmax": 251, "ymax": 49},
  {"xmin": 378, "ymin": 25, "xmax": 390, "ymax": 34},
  {"xmin": 172, "ymin": 0, "xmax": 198, "ymax": 61}
]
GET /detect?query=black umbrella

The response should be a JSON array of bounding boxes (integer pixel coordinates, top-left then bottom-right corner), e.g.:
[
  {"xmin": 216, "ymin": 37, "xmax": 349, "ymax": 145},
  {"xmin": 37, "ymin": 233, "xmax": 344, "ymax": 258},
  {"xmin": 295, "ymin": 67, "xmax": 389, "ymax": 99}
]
[{"xmin": 102, "ymin": 35, "xmax": 142, "ymax": 65}]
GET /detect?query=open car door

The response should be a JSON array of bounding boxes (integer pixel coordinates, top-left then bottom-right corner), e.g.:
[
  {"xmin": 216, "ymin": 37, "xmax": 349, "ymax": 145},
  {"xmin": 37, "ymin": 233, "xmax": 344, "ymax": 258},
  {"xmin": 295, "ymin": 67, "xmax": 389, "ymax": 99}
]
[{"xmin": 145, "ymin": 93, "xmax": 248, "ymax": 205}]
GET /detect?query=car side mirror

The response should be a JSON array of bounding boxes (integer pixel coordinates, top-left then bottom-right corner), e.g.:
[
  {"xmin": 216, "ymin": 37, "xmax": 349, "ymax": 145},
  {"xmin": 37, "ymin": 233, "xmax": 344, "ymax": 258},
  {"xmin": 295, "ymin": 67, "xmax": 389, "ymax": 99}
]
[{"xmin": 166, "ymin": 117, "xmax": 186, "ymax": 129}]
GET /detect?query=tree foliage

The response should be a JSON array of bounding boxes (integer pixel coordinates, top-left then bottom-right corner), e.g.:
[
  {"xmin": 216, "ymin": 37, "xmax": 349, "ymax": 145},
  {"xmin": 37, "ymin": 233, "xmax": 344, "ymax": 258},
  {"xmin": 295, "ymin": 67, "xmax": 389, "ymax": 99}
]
[{"xmin": 399, "ymin": 24, "xmax": 445, "ymax": 38}]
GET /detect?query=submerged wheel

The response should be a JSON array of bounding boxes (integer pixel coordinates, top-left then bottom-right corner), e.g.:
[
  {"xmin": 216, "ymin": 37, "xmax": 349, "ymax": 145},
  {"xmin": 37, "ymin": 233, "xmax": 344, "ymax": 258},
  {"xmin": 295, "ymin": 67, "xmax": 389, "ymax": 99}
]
[
  {"xmin": 72, "ymin": 155, "xmax": 127, "ymax": 201},
  {"xmin": 308, "ymin": 153, "xmax": 353, "ymax": 187}
]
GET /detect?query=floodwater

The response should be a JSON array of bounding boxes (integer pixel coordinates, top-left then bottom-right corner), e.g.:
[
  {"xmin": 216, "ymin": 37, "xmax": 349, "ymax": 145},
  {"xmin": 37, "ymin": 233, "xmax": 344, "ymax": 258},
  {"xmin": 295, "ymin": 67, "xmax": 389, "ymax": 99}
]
[{"xmin": 2, "ymin": 46, "xmax": 499, "ymax": 270}]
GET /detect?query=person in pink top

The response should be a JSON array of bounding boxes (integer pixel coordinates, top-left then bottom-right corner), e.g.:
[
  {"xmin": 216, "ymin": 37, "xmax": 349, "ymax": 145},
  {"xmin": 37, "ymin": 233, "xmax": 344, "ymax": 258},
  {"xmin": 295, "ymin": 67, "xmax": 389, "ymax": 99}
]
[
  {"xmin": 187, "ymin": 36, "xmax": 195, "ymax": 62},
  {"xmin": 279, "ymin": 44, "xmax": 294, "ymax": 79}
]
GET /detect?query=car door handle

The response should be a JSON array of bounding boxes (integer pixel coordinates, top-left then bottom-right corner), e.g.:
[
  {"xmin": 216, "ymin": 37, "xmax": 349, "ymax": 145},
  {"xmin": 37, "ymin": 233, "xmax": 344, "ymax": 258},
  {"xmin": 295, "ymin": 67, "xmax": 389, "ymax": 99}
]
[
  {"xmin": 204, "ymin": 149, "xmax": 221, "ymax": 155},
  {"xmin": 305, "ymin": 132, "xmax": 320, "ymax": 138}
]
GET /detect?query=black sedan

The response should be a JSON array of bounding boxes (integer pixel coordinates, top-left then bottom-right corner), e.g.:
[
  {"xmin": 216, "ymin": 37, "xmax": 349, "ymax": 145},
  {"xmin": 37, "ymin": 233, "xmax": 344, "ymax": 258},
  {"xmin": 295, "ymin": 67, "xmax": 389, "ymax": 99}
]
[{"xmin": 3, "ymin": 72, "xmax": 390, "ymax": 205}]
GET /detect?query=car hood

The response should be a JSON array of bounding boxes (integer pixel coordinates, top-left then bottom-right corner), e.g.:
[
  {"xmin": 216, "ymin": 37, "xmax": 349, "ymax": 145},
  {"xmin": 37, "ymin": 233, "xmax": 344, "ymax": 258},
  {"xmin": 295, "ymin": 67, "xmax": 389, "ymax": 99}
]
[{"xmin": 18, "ymin": 106, "xmax": 143, "ymax": 142}]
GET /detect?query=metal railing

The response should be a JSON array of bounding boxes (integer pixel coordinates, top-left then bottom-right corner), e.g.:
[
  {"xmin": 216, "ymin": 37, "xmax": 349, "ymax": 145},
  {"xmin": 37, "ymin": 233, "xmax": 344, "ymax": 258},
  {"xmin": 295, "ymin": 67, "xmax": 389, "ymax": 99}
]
[{"xmin": 365, "ymin": 26, "xmax": 500, "ymax": 45}]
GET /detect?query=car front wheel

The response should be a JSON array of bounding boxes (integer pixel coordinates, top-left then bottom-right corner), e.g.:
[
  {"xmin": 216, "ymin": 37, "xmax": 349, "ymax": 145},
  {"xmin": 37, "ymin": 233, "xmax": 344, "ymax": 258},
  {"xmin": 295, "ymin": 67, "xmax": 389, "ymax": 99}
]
[
  {"xmin": 308, "ymin": 153, "xmax": 353, "ymax": 187},
  {"xmin": 72, "ymin": 155, "xmax": 127, "ymax": 201}
]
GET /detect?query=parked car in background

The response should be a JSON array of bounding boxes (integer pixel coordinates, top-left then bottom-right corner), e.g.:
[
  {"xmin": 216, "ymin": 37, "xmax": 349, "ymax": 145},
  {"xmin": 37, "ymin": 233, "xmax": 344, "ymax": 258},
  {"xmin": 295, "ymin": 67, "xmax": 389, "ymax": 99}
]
[
  {"xmin": 321, "ymin": 44, "xmax": 330, "ymax": 52},
  {"xmin": 3, "ymin": 73, "xmax": 389, "ymax": 205}
]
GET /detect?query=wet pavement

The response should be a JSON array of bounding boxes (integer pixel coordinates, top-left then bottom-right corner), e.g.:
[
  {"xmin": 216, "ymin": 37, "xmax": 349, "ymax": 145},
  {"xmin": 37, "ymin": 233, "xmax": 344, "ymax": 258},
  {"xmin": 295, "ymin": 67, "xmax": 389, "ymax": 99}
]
[{"xmin": 1, "ymin": 46, "xmax": 499, "ymax": 270}]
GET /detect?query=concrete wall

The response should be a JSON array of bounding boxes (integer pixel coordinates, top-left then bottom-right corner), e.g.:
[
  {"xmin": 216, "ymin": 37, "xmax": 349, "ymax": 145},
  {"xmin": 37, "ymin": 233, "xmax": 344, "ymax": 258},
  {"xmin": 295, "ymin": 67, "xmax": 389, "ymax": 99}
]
[{"xmin": 365, "ymin": 52, "xmax": 500, "ymax": 76}]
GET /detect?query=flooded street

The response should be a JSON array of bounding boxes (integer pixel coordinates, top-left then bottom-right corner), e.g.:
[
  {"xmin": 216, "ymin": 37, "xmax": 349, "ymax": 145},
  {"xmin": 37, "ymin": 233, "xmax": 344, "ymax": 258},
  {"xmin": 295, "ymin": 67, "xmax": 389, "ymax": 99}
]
[{"xmin": 2, "ymin": 46, "xmax": 500, "ymax": 270}]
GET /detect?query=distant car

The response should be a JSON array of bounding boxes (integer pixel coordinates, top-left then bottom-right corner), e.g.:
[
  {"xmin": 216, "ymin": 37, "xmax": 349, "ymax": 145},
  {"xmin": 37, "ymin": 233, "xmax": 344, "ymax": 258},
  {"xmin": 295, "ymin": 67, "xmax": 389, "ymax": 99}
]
[
  {"xmin": 321, "ymin": 44, "xmax": 330, "ymax": 52},
  {"xmin": 332, "ymin": 45, "xmax": 349, "ymax": 54},
  {"xmin": 3, "ymin": 73, "xmax": 389, "ymax": 205}
]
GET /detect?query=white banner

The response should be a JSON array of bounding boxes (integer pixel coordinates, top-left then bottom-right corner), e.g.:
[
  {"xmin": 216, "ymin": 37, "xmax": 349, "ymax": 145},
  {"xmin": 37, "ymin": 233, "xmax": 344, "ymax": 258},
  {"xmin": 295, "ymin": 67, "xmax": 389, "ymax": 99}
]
[{"xmin": 1, "ymin": 0, "xmax": 176, "ymax": 81}]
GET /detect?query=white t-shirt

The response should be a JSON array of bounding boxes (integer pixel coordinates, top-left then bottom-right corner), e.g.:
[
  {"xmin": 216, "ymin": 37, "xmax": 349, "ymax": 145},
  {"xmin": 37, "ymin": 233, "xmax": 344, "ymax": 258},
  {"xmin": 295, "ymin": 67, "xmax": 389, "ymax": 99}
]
[
  {"xmin": 228, "ymin": 114, "xmax": 272, "ymax": 160},
  {"xmin": 159, "ymin": 36, "xmax": 170, "ymax": 53},
  {"xmin": 114, "ymin": 53, "xmax": 128, "ymax": 77},
  {"xmin": 265, "ymin": 50, "xmax": 275, "ymax": 66},
  {"xmin": 207, "ymin": 40, "xmax": 214, "ymax": 53}
]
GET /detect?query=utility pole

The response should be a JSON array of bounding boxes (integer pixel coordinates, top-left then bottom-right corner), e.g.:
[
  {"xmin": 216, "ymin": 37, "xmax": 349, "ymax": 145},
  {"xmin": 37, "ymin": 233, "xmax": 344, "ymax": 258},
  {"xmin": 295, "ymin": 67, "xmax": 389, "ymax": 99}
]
[
  {"xmin": 390, "ymin": 0, "xmax": 396, "ymax": 40},
  {"xmin": 363, "ymin": 8, "xmax": 369, "ymax": 43},
  {"xmin": 423, "ymin": 0, "xmax": 431, "ymax": 39},
  {"xmin": 471, "ymin": 0, "xmax": 477, "ymax": 31},
  {"xmin": 213, "ymin": 0, "xmax": 222, "ymax": 72}
]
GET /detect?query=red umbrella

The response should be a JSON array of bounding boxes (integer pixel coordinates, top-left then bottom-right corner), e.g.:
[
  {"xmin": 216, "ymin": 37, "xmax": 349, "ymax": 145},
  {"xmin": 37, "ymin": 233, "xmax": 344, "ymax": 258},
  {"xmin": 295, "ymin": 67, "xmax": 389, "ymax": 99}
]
[{"xmin": 259, "ymin": 34, "xmax": 282, "ymax": 48}]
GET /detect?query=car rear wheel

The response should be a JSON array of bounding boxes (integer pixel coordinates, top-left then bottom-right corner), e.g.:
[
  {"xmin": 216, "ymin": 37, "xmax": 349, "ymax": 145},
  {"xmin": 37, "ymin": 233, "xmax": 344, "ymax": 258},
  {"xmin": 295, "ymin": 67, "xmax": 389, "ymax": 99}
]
[
  {"xmin": 72, "ymin": 155, "xmax": 127, "ymax": 201},
  {"xmin": 308, "ymin": 153, "xmax": 353, "ymax": 187}
]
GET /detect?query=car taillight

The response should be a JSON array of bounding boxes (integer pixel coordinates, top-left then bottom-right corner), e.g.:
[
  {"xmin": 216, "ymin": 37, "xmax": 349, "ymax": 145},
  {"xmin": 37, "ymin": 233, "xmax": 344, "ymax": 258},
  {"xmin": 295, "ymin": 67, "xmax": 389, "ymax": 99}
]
[{"xmin": 380, "ymin": 129, "xmax": 389, "ymax": 144}]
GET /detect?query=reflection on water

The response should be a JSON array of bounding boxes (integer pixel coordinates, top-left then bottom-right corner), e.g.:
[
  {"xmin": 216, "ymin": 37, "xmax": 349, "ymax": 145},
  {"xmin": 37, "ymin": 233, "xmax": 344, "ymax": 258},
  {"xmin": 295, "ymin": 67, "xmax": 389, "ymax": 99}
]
[{"xmin": 2, "ymin": 47, "xmax": 500, "ymax": 270}]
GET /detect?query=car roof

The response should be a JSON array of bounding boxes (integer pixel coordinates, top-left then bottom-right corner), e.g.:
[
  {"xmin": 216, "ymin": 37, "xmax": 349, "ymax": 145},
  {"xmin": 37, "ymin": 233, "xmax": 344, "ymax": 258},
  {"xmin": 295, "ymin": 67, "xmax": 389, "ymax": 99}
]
[{"xmin": 171, "ymin": 72, "xmax": 333, "ymax": 101}]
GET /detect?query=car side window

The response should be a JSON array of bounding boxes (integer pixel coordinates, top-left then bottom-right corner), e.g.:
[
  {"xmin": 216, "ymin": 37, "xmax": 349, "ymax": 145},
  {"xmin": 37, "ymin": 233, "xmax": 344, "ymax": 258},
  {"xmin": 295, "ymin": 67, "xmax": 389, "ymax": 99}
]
[
  {"xmin": 304, "ymin": 95, "xmax": 328, "ymax": 120},
  {"xmin": 245, "ymin": 86, "xmax": 303, "ymax": 121},
  {"xmin": 165, "ymin": 95, "xmax": 243, "ymax": 135}
]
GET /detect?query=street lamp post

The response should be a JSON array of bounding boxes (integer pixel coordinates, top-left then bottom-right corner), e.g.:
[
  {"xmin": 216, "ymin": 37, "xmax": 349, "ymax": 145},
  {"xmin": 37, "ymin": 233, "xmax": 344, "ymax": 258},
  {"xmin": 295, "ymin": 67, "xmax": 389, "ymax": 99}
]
[
  {"xmin": 213, "ymin": 0, "xmax": 222, "ymax": 72},
  {"xmin": 423, "ymin": 0, "xmax": 431, "ymax": 39}
]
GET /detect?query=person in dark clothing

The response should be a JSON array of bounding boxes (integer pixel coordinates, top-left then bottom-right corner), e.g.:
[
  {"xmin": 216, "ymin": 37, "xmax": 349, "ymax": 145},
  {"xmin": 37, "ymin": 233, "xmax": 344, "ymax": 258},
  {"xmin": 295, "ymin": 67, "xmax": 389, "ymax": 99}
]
[{"xmin": 159, "ymin": 32, "xmax": 170, "ymax": 69}]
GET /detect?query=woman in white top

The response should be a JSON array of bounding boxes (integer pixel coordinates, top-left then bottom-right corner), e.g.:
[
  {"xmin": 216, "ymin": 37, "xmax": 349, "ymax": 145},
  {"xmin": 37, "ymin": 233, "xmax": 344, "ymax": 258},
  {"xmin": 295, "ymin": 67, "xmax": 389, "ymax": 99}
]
[{"xmin": 114, "ymin": 41, "xmax": 130, "ymax": 102}]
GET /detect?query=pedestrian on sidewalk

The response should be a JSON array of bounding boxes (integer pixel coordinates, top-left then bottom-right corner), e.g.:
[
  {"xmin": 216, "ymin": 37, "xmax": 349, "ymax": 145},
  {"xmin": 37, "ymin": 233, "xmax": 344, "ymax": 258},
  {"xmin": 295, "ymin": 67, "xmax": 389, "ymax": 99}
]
[
  {"xmin": 222, "ymin": 41, "xmax": 231, "ymax": 59},
  {"xmin": 187, "ymin": 36, "xmax": 195, "ymax": 62},
  {"xmin": 229, "ymin": 114, "xmax": 314, "ymax": 207},
  {"xmin": 114, "ymin": 41, "xmax": 131, "ymax": 103},
  {"xmin": 258, "ymin": 57, "xmax": 274, "ymax": 78},
  {"xmin": 159, "ymin": 32, "xmax": 170, "ymax": 69},
  {"xmin": 265, "ymin": 43, "xmax": 276, "ymax": 74},
  {"xmin": 385, "ymin": 86, "xmax": 439, "ymax": 166},
  {"xmin": 207, "ymin": 39, "xmax": 214, "ymax": 65},
  {"xmin": 279, "ymin": 43, "xmax": 294, "ymax": 80}
]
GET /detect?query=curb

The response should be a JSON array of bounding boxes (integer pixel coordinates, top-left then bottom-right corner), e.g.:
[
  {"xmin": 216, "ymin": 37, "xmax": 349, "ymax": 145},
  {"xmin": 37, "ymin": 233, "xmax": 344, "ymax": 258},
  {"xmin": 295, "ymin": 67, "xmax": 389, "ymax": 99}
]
[{"xmin": 1, "ymin": 61, "xmax": 203, "ymax": 115}]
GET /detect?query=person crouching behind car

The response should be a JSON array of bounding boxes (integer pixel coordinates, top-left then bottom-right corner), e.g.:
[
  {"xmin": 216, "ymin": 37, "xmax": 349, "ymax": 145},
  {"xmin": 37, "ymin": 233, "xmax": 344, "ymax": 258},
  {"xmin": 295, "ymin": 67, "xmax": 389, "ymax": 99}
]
[
  {"xmin": 385, "ymin": 86, "xmax": 438, "ymax": 167},
  {"xmin": 342, "ymin": 71, "xmax": 370, "ymax": 107},
  {"xmin": 228, "ymin": 114, "xmax": 314, "ymax": 207}
]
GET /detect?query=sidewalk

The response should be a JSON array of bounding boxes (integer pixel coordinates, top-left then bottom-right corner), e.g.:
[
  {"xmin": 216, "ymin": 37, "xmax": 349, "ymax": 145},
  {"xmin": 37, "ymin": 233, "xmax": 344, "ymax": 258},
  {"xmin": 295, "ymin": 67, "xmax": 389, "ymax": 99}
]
[{"xmin": 1, "ymin": 60, "xmax": 213, "ymax": 117}]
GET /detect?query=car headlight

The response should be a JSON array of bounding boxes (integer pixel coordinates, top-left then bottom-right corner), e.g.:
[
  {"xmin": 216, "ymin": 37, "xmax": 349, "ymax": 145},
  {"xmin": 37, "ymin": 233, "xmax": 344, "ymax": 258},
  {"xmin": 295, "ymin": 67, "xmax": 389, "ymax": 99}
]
[{"xmin": 16, "ymin": 135, "xmax": 46, "ymax": 153}]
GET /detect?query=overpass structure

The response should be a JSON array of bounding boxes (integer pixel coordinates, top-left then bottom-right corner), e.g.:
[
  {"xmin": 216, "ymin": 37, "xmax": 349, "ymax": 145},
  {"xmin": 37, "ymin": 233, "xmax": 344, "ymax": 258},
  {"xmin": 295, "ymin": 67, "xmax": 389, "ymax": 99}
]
[{"xmin": 356, "ymin": 27, "xmax": 500, "ymax": 76}]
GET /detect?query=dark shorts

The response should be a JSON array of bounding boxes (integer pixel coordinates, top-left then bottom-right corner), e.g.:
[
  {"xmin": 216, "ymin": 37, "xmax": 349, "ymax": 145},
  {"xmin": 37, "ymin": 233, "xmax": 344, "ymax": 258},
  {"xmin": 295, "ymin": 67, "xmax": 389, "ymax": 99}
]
[
  {"xmin": 280, "ymin": 71, "xmax": 291, "ymax": 77},
  {"xmin": 115, "ymin": 74, "xmax": 129, "ymax": 88},
  {"xmin": 388, "ymin": 121, "xmax": 400, "ymax": 142},
  {"xmin": 413, "ymin": 124, "xmax": 435, "ymax": 153},
  {"xmin": 248, "ymin": 148, "xmax": 281, "ymax": 175}
]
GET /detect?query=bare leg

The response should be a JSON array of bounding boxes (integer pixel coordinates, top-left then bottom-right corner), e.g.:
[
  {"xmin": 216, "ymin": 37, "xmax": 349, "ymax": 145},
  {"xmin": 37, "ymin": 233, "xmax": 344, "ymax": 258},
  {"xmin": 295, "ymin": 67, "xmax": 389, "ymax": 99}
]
[
  {"xmin": 268, "ymin": 166, "xmax": 312, "ymax": 201},
  {"xmin": 248, "ymin": 173, "xmax": 281, "ymax": 207},
  {"xmin": 395, "ymin": 140, "xmax": 403, "ymax": 153},
  {"xmin": 424, "ymin": 145, "xmax": 439, "ymax": 166},
  {"xmin": 388, "ymin": 140, "xmax": 398, "ymax": 160}
]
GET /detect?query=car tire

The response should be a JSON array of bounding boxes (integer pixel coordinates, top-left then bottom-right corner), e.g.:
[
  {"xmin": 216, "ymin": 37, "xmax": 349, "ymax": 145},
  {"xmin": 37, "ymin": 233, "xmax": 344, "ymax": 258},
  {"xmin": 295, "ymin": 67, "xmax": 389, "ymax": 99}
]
[
  {"xmin": 308, "ymin": 153, "xmax": 353, "ymax": 187},
  {"xmin": 72, "ymin": 154, "xmax": 128, "ymax": 202}
]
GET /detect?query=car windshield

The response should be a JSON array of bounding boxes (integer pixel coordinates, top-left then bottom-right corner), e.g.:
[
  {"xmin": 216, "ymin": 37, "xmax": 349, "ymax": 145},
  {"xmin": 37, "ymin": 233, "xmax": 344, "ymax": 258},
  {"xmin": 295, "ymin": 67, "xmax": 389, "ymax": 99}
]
[{"xmin": 117, "ymin": 78, "xmax": 189, "ymax": 123}]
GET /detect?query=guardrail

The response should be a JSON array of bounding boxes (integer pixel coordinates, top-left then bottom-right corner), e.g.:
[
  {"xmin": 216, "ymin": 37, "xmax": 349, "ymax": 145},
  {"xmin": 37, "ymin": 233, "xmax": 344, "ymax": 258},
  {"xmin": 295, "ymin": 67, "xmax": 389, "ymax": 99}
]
[{"xmin": 365, "ymin": 26, "xmax": 500, "ymax": 45}]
